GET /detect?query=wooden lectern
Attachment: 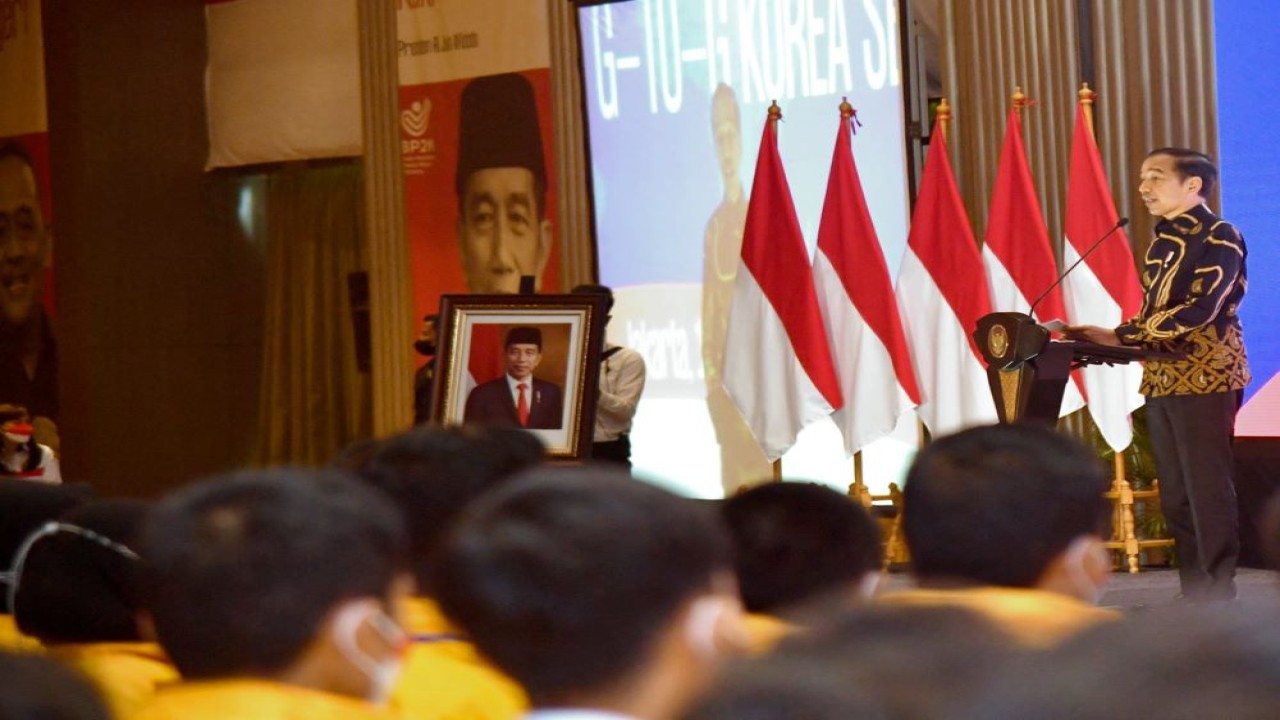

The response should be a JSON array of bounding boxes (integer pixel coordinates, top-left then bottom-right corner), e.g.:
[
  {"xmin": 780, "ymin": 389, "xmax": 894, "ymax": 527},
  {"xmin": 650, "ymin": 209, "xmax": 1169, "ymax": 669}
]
[{"xmin": 972, "ymin": 312, "xmax": 1158, "ymax": 425}]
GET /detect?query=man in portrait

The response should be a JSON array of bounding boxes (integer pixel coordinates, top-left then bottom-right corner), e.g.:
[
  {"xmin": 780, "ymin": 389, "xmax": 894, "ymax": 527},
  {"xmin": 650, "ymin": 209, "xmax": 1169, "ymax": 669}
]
[
  {"xmin": 464, "ymin": 326, "xmax": 563, "ymax": 429},
  {"xmin": 0, "ymin": 143, "xmax": 57, "ymax": 442},
  {"xmin": 455, "ymin": 73, "xmax": 553, "ymax": 295}
]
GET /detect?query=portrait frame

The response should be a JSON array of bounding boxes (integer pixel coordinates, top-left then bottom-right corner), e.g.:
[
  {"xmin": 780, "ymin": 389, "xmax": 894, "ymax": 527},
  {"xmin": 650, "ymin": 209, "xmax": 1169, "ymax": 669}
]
[{"xmin": 431, "ymin": 294, "xmax": 608, "ymax": 459}]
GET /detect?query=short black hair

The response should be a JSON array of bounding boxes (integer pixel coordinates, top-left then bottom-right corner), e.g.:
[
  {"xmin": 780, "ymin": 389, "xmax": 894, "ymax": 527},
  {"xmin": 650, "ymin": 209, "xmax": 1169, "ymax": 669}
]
[
  {"xmin": 1148, "ymin": 147, "xmax": 1218, "ymax": 198},
  {"xmin": 570, "ymin": 284, "xmax": 615, "ymax": 314},
  {"xmin": 961, "ymin": 606, "xmax": 1280, "ymax": 719},
  {"xmin": 903, "ymin": 424, "xmax": 1109, "ymax": 588},
  {"xmin": 358, "ymin": 424, "xmax": 545, "ymax": 592},
  {"xmin": 430, "ymin": 466, "xmax": 732, "ymax": 704},
  {"xmin": 139, "ymin": 468, "xmax": 408, "ymax": 679},
  {"xmin": 722, "ymin": 482, "xmax": 882, "ymax": 614},
  {"xmin": 505, "ymin": 326, "xmax": 543, "ymax": 350},
  {"xmin": 14, "ymin": 499, "xmax": 150, "ymax": 643},
  {"xmin": 0, "ymin": 651, "xmax": 111, "ymax": 720},
  {"xmin": 691, "ymin": 604, "xmax": 1018, "ymax": 720},
  {"xmin": 0, "ymin": 480, "xmax": 92, "ymax": 612}
]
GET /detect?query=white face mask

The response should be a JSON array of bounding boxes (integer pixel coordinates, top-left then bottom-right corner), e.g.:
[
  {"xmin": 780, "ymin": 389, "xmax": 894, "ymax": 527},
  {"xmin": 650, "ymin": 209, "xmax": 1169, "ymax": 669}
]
[
  {"xmin": 684, "ymin": 596, "xmax": 726, "ymax": 661},
  {"xmin": 333, "ymin": 603, "xmax": 408, "ymax": 706},
  {"xmin": 1064, "ymin": 537, "xmax": 1104, "ymax": 605}
]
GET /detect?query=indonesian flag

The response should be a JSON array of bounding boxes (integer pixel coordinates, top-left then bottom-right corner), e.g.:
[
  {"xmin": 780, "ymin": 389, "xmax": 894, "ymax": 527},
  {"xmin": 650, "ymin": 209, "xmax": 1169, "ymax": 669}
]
[
  {"xmin": 1062, "ymin": 101, "xmax": 1144, "ymax": 450},
  {"xmin": 813, "ymin": 105, "xmax": 920, "ymax": 454},
  {"xmin": 723, "ymin": 106, "xmax": 844, "ymax": 461},
  {"xmin": 982, "ymin": 108, "xmax": 1085, "ymax": 416},
  {"xmin": 895, "ymin": 121, "xmax": 997, "ymax": 435}
]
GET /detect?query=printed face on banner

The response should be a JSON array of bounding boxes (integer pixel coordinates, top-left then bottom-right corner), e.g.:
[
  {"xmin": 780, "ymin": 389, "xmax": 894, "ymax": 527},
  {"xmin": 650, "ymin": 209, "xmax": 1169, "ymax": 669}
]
[
  {"xmin": 0, "ymin": 153, "xmax": 50, "ymax": 326},
  {"xmin": 456, "ymin": 167, "xmax": 552, "ymax": 294}
]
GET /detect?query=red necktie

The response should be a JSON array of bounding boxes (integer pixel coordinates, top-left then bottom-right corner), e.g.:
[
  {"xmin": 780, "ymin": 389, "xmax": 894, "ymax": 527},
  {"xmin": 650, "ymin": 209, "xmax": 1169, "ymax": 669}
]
[{"xmin": 517, "ymin": 383, "xmax": 530, "ymax": 427}]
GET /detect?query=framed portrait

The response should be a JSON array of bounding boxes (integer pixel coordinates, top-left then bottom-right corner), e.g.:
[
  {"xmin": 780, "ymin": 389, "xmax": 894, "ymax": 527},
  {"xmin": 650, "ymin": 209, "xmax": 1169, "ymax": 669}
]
[{"xmin": 431, "ymin": 294, "xmax": 608, "ymax": 459}]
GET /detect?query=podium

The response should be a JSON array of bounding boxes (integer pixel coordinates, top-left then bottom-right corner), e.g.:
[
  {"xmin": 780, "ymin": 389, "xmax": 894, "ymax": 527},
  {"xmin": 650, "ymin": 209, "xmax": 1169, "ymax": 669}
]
[{"xmin": 972, "ymin": 312, "xmax": 1156, "ymax": 425}]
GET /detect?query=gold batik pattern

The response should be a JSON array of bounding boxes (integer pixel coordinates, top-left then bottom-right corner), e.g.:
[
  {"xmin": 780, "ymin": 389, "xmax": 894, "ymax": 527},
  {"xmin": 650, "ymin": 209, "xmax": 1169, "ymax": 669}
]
[{"xmin": 1140, "ymin": 323, "xmax": 1250, "ymax": 397}]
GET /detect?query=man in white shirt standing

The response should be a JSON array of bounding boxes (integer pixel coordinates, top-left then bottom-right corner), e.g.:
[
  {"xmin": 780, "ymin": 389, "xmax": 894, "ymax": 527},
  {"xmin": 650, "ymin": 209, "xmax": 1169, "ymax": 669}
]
[{"xmin": 572, "ymin": 285, "xmax": 645, "ymax": 469}]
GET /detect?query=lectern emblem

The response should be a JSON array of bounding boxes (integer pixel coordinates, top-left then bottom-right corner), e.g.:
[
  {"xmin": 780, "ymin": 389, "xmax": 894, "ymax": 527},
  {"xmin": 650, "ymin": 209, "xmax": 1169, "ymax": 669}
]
[{"xmin": 988, "ymin": 324, "xmax": 1009, "ymax": 359}]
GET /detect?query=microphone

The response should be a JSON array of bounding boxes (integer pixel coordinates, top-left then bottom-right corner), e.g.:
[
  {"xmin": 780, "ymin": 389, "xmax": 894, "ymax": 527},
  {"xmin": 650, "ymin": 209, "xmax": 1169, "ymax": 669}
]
[{"xmin": 1027, "ymin": 217, "xmax": 1130, "ymax": 318}]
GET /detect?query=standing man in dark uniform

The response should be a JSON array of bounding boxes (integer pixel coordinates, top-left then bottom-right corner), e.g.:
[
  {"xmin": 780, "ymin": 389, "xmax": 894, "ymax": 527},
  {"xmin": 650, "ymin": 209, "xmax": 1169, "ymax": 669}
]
[{"xmin": 1070, "ymin": 147, "xmax": 1249, "ymax": 602}]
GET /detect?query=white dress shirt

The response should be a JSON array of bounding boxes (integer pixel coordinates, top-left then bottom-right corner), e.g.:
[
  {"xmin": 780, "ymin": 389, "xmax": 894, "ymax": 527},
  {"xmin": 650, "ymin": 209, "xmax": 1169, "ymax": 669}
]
[{"xmin": 595, "ymin": 344, "xmax": 646, "ymax": 442}]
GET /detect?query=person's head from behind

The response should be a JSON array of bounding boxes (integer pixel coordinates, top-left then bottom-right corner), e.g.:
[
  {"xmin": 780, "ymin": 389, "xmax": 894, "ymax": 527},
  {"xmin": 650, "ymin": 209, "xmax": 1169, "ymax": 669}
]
[
  {"xmin": 431, "ymin": 466, "xmax": 745, "ymax": 716},
  {"xmin": 903, "ymin": 424, "xmax": 1111, "ymax": 601},
  {"xmin": 722, "ymin": 482, "xmax": 882, "ymax": 618},
  {"xmin": 570, "ymin": 283, "xmax": 614, "ymax": 330},
  {"xmin": 0, "ymin": 142, "xmax": 52, "ymax": 328},
  {"xmin": 688, "ymin": 604, "xmax": 1018, "ymax": 720},
  {"xmin": 140, "ymin": 468, "xmax": 411, "ymax": 702},
  {"xmin": 961, "ymin": 606, "xmax": 1280, "ymax": 720},
  {"xmin": 1139, "ymin": 147, "xmax": 1217, "ymax": 219},
  {"xmin": 357, "ymin": 424, "xmax": 545, "ymax": 594},
  {"xmin": 503, "ymin": 326, "xmax": 543, "ymax": 382},
  {"xmin": 0, "ymin": 651, "xmax": 111, "ymax": 720},
  {"xmin": 12, "ymin": 499, "xmax": 150, "ymax": 644},
  {"xmin": 455, "ymin": 73, "xmax": 551, "ymax": 294}
]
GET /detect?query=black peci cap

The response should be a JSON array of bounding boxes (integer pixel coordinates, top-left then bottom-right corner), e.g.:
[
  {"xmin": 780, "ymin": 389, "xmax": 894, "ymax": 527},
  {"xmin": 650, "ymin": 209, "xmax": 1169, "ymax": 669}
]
[{"xmin": 455, "ymin": 73, "xmax": 547, "ymax": 198}]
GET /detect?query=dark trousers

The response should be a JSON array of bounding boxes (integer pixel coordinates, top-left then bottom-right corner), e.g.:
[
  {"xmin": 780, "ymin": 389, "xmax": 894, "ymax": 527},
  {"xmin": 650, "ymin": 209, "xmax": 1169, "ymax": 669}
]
[
  {"xmin": 1146, "ymin": 391, "xmax": 1242, "ymax": 600},
  {"xmin": 591, "ymin": 435, "xmax": 631, "ymax": 469}
]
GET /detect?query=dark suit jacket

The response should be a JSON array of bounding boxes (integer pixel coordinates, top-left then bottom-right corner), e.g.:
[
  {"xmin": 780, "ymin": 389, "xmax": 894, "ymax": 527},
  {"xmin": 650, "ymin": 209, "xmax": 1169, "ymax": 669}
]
[{"xmin": 463, "ymin": 376, "xmax": 563, "ymax": 429}]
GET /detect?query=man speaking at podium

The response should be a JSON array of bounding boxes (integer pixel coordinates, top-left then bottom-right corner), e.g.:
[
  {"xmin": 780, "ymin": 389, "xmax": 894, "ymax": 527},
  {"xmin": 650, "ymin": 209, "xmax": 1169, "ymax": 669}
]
[{"xmin": 1069, "ymin": 148, "xmax": 1249, "ymax": 603}]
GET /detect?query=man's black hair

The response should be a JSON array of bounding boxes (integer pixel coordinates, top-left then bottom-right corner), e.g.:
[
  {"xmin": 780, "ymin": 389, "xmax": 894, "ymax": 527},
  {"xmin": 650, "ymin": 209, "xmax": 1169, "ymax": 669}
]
[
  {"xmin": 505, "ymin": 326, "xmax": 543, "ymax": 350},
  {"xmin": 961, "ymin": 606, "xmax": 1280, "ymax": 719},
  {"xmin": 0, "ymin": 651, "xmax": 111, "ymax": 720},
  {"xmin": 570, "ymin": 284, "xmax": 615, "ymax": 315},
  {"xmin": 0, "ymin": 480, "xmax": 92, "ymax": 613},
  {"xmin": 430, "ymin": 466, "xmax": 732, "ymax": 705},
  {"xmin": 722, "ymin": 482, "xmax": 882, "ymax": 615},
  {"xmin": 690, "ymin": 604, "xmax": 1017, "ymax": 720},
  {"xmin": 139, "ymin": 468, "xmax": 408, "ymax": 679},
  {"xmin": 14, "ymin": 499, "xmax": 150, "ymax": 643},
  {"xmin": 358, "ymin": 424, "xmax": 545, "ymax": 593},
  {"xmin": 903, "ymin": 424, "xmax": 1109, "ymax": 588},
  {"xmin": 1148, "ymin": 146, "xmax": 1218, "ymax": 199}
]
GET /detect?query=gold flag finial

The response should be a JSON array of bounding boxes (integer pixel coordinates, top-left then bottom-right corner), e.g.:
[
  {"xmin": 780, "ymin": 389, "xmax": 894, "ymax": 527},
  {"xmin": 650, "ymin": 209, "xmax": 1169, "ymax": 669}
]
[{"xmin": 936, "ymin": 97, "xmax": 952, "ymax": 139}]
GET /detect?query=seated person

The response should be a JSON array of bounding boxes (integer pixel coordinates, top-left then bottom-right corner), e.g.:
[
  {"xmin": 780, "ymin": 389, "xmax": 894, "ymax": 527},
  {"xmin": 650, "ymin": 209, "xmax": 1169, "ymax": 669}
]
[
  {"xmin": 0, "ymin": 478, "xmax": 90, "ymax": 652},
  {"xmin": 721, "ymin": 482, "xmax": 883, "ymax": 651},
  {"xmin": 133, "ymin": 468, "xmax": 412, "ymax": 720},
  {"xmin": 964, "ymin": 605, "xmax": 1280, "ymax": 719},
  {"xmin": 688, "ymin": 604, "xmax": 1021, "ymax": 720},
  {"xmin": 357, "ymin": 425, "xmax": 546, "ymax": 720},
  {"xmin": 11, "ymin": 499, "xmax": 178, "ymax": 718},
  {"xmin": 464, "ymin": 327, "xmax": 563, "ymax": 429},
  {"xmin": 0, "ymin": 404, "xmax": 60, "ymax": 484},
  {"xmin": 882, "ymin": 423, "xmax": 1118, "ymax": 647},
  {"xmin": 430, "ymin": 466, "xmax": 749, "ymax": 720},
  {"xmin": 0, "ymin": 650, "xmax": 112, "ymax": 720}
]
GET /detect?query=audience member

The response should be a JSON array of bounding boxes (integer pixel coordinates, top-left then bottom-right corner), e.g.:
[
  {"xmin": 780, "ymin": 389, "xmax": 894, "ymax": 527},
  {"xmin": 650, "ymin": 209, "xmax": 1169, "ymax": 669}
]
[
  {"xmin": 134, "ymin": 469, "xmax": 411, "ymax": 719},
  {"xmin": 0, "ymin": 478, "xmax": 89, "ymax": 650},
  {"xmin": 885, "ymin": 423, "xmax": 1117, "ymax": 647},
  {"xmin": 0, "ymin": 650, "xmax": 111, "ymax": 720},
  {"xmin": 431, "ymin": 466, "xmax": 748, "ymax": 720},
  {"xmin": 721, "ymin": 481, "xmax": 882, "ymax": 650},
  {"xmin": 357, "ymin": 424, "xmax": 545, "ymax": 720},
  {"xmin": 960, "ymin": 606, "xmax": 1280, "ymax": 719},
  {"xmin": 10, "ymin": 499, "xmax": 177, "ymax": 717},
  {"xmin": 687, "ymin": 605, "xmax": 1020, "ymax": 720}
]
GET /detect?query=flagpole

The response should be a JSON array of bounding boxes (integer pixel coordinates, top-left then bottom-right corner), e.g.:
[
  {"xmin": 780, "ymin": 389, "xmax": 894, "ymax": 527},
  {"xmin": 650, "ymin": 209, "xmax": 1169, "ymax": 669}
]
[{"xmin": 1079, "ymin": 82, "xmax": 1096, "ymax": 137}]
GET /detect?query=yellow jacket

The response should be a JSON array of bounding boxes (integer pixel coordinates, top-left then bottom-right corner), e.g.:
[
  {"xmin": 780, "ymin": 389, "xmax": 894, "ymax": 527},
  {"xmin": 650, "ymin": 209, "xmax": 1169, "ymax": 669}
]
[
  {"xmin": 130, "ymin": 679, "xmax": 400, "ymax": 720},
  {"xmin": 390, "ymin": 596, "xmax": 527, "ymax": 720},
  {"xmin": 742, "ymin": 613, "xmax": 796, "ymax": 655},
  {"xmin": 878, "ymin": 586, "xmax": 1120, "ymax": 648},
  {"xmin": 0, "ymin": 614, "xmax": 41, "ymax": 653},
  {"xmin": 46, "ymin": 642, "xmax": 178, "ymax": 720}
]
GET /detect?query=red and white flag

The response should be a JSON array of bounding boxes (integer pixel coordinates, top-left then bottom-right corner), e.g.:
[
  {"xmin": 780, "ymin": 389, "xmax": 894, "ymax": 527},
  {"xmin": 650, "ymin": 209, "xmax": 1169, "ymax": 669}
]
[
  {"xmin": 722, "ymin": 106, "xmax": 844, "ymax": 461},
  {"xmin": 1062, "ymin": 101, "xmax": 1144, "ymax": 450},
  {"xmin": 895, "ymin": 120, "xmax": 998, "ymax": 435},
  {"xmin": 813, "ymin": 104, "xmax": 921, "ymax": 454},
  {"xmin": 982, "ymin": 107, "xmax": 1085, "ymax": 416}
]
